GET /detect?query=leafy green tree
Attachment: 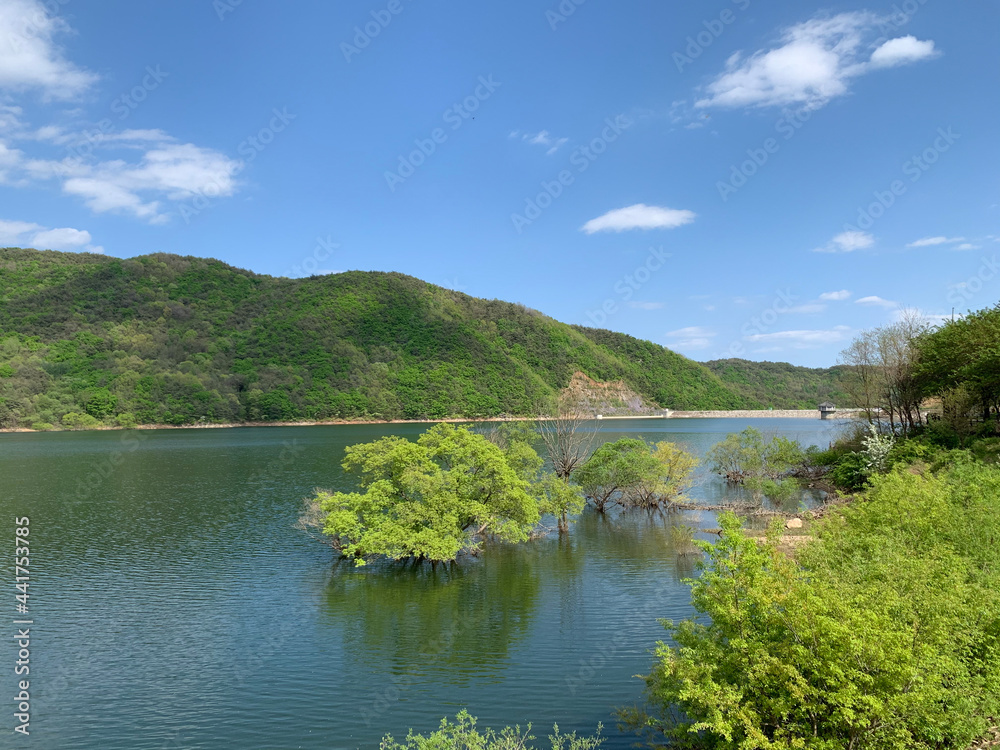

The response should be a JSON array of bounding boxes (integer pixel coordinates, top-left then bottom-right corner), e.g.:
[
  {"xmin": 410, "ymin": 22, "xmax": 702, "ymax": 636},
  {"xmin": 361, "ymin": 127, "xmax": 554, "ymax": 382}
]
[
  {"xmin": 313, "ymin": 424, "xmax": 543, "ymax": 565},
  {"xmin": 380, "ymin": 710, "xmax": 603, "ymax": 750},
  {"xmin": 915, "ymin": 303, "xmax": 1000, "ymax": 424},
  {"xmin": 575, "ymin": 438, "xmax": 697, "ymax": 512},
  {"xmin": 84, "ymin": 387, "xmax": 117, "ymax": 419},
  {"xmin": 705, "ymin": 427, "xmax": 803, "ymax": 484},
  {"xmin": 639, "ymin": 441, "xmax": 698, "ymax": 508}
]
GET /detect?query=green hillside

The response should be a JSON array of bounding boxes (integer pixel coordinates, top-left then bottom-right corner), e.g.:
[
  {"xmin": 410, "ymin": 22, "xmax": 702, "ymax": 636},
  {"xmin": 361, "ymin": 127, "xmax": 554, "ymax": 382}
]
[
  {"xmin": 0, "ymin": 248, "xmax": 758, "ymax": 429},
  {"xmin": 704, "ymin": 358, "xmax": 853, "ymax": 409}
]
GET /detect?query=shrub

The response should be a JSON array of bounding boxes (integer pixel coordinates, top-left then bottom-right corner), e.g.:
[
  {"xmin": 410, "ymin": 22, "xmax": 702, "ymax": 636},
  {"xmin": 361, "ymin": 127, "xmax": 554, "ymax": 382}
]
[
  {"xmin": 62, "ymin": 412, "xmax": 101, "ymax": 429},
  {"xmin": 380, "ymin": 710, "xmax": 603, "ymax": 749},
  {"xmin": 828, "ymin": 451, "xmax": 869, "ymax": 491}
]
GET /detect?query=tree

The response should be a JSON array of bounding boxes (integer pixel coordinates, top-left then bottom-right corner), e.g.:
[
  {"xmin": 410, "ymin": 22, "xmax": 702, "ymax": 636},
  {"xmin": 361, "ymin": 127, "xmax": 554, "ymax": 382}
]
[
  {"xmin": 633, "ymin": 440, "xmax": 698, "ymax": 508},
  {"xmin": 915, "ymin": 303, "xmax": 1000, "ymax": 426},
  {"xmin": 480, "ymin": 419, "xmax": 585, "ymax": 533},
  {"xmin": 840, "ymin": 311, "xmax": 928, "ymax": 436},
  {"xmin": 705, "ymin": 427, "xmax": 803, "ymax": 483},
  {"xmin": 537, "ymin": 395, "xmax": 597, "ymax": 481},
  {"xmin": 574, "ymin": 438, "xmax": 697, "ymax": 512},
  {"xmin": 311, "ymin": 423, "xmax": 541, "ymax": 565}
]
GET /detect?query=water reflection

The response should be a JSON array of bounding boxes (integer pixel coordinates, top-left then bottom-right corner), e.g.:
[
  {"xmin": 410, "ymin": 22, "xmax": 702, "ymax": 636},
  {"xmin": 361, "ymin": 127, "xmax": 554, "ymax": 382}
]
[{"xmin": 321, "ymin": 545, "xmax": 543, "ymax": 682}]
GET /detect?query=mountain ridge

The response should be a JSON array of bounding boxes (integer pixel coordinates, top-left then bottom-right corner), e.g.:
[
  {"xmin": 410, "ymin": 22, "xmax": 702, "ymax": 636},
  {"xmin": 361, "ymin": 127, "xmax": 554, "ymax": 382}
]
[{"xmin": 0, "ymin": 247, "xmax": 761, "ymax": 428}]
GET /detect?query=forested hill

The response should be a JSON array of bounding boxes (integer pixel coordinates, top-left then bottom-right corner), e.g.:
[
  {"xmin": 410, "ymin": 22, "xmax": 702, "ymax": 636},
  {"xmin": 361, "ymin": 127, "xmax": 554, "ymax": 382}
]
[
  {"xmin": 0, "ymin": 247, "xmax": 758, "ymax": 429},
  {"xmin": 704, "ymin": 358, "xmax": 853, "ymax": 409}
]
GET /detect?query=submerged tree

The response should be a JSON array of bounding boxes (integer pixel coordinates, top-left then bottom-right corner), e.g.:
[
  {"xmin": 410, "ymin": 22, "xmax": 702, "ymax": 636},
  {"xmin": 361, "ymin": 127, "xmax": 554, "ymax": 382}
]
[
  {"xmin": 480, "ymin": 419, "xmax": 585, "ymax": 533},
  {"xmin": 705, "ymin": 427, "xmax": 803, "ymax": 484},
  {"xmin": 309, "ymin": 423, "xmax": 540, "ymax": 565},
  {"xmin": 705, "ymin": 427, "xmax": 803, "ymax": 504},
  {"xmin": 574, "ymin": 438, "xmax": 697, "ymax": 512},
  {"xmin": 304, "ymin": 422, "xmax": 585, "ymax": 564},
  {"xmin": 537, "ymin": 395, "xmax": 597, "ymax": 481}
]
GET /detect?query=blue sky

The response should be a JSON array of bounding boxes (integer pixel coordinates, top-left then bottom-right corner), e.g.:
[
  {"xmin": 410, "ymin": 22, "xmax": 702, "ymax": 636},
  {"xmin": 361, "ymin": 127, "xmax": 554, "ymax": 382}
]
[{"xmin": 1, "ymin": 0, "xmax": 998, "ymax": 367}]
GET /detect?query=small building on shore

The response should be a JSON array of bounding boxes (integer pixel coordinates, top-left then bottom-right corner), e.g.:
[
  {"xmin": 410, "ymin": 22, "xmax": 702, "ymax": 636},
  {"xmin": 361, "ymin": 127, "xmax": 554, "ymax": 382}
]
[{"xmin": 819, "ymin": 402, "xmax": 837, "ymax": 420}]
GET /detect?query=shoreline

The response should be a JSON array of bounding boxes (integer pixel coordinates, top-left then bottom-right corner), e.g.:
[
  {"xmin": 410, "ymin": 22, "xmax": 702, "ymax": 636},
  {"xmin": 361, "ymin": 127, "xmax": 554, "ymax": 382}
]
[{"xmin": 0, "ymin": 409, "xmax": 861, "ymax": 434}]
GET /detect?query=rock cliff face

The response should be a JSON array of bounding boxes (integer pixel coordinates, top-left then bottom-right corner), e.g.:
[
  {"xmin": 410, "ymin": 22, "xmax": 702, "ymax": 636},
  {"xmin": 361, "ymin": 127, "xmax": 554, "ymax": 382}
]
[{"xmin": 560, "ymin": 371, "xmax": 660, "ymax": 416}]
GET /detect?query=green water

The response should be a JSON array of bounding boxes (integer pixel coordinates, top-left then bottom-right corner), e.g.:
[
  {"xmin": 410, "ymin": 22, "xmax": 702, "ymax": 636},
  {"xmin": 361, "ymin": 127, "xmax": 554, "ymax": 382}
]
[{"xmin": 0, "ymin": 418, "xmax": 841, "ymax": 749}]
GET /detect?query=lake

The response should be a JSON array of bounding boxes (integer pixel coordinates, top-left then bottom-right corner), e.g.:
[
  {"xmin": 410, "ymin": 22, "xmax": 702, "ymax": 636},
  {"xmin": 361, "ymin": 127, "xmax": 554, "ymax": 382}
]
[{"xmin": 0, "ymin": 418, "xmax": 844, "ymax": 749}]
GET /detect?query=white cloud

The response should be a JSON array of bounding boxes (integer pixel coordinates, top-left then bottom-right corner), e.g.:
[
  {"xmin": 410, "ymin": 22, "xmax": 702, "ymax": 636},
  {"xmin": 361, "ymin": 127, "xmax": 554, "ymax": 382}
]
[
  {"xmin": 628, "ymin": 301, "xmax": 665, "ymax": 310},
  {"xmin": 696, "ymin": 12, "xmax": 938, "ymax": 110},
  {"xmin": 511, "ymin": 129, "xmax": 568, "ymax": 156},
  {"xmin": 581, "ymin": 204, "xmax": 696, "ymax": 234},
  {"xmin": 666, "ymin": 326, "xmax": 716, "ymax": 350},
  {"xmin": 0, "ymin": 218, "xmax": 40, "ymax": 244},
  {"xmin": 906, "ymin": 235, "xmax": 965, "ymax": 247},
  {"xmin": 0, "ymin": 6, "xmax": 243, "ymax": 223},
  {"xmin": 869, "ymin": 35, "xmax": 937, "ymax": 68},
  {"xmin": 0, "ymin": 0, "xmax": 98, "ymax": 99},
  {"xmin": 0, "ymin": 217, "xmax": 100, "ymax": 252},
  {"xmin": 813, "ymin": 230, "xmax": 874, "ymax": 253},
  {"xmin": 955, "ymin": 243, "xmax": 980, "ymax": 251},
  {"xmin": 786, "ymin": 303, "xmax": 826, "ymax": 314},
  {"xmin": 30, "ymin": 226, "xmax": 89, "ymax": 249},
  {"xmin": 1, "ymin": 129, "xmax": 241, "ymax": 223},
  {"xmin": 856, "ymin": 295, "xmax": 897, "ymax": 308},
  {"xmin": 819, "ymin": 289, "xmax": 852, "ymax": 301},
  {"xmin": 744, "ymin": 325, "xmax": 851, "ymax": 348}
]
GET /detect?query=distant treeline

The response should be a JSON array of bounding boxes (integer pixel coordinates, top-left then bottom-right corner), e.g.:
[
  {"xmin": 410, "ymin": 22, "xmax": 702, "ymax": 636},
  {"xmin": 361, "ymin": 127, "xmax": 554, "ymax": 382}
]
[{"xmin": 704, "ymin": 358, "xmax": 854, "ymax": 409}]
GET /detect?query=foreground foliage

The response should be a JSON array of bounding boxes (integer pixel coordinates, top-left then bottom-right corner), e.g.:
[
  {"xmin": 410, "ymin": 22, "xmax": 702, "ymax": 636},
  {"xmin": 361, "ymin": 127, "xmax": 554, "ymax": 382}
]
[
  {"xmin": 380, "ymin": 711, "xmax": 602, "ymax": 750},
  {"xmin": 624, "ymin": 461, "xmax": 1000, "ymax": 750},
  {"xmin": 0, "ymin": 248, "xmax": 756, "ymax": 429}
]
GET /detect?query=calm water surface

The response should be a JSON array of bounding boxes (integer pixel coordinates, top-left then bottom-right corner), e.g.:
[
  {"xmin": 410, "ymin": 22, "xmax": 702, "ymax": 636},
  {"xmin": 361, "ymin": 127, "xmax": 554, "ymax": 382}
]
[{"xmin": 0, "ymin": 418, "xmax": 842, "ymax": 749}]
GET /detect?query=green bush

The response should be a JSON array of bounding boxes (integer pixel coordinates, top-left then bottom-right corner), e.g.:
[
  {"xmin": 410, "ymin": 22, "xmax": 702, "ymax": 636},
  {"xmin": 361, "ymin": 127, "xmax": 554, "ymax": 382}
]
[
  {"xmin": 381, "ymin": 711, "xmax": 603, "ymax": 749},
  {"xmin": 971, "ymin": 437, "xmax": 1000, "ymax": 465},
  {"xmin": 62, "ymin": 412, "xmax": 101, "ymax": 429},
  {"xmin": 924, "ymin": 419, "xmax": 962, "ymax": 448},
  {"xmin": 828, "ymin": 451, "xmax": 869, "ymax": 490}
]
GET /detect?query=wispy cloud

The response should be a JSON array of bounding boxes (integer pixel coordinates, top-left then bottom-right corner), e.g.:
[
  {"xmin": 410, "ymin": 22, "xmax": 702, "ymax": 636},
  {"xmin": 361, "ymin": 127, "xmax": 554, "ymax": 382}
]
[
  {"xmin": 0, "ymin": 0, "xmax": 98, "ymax": 99},
  {"xmin": 581, "ymin": 204, "xmax": 695, "ymax": 234},
  {"xmin": 666, "ymin": 326, "xmax": 716, "ymax": 350},
  {"xmin": 628, "ymin": 301, "xmax": 665, "ymax": 310},
  {"xmin": 509, "ymin": 129, "xmax": 569, "ymax": 156},
  {"xmin": 856, "ymin": 295, "xmax": 897, "ymax": 308},
  {"xmin": 745, "ymin": 326, "xmax": 851, "ymax": 348},
  {"xmin": 0, "ymin": 217, "xmax": 102, "ymax": 252},
  {"xmin": 1, "ymin": 128, "xmax": 241, "ymax": 223},
  {"xmin": 906, "ymin": 235, "xmax": 966, "ymax": 247},
  {"xmin": 819, "ymin": 289, "xmax": 852, "ymax": 301},
  {"xmin": 813, "ymin": 230, "xmax": 874, "ymax": 253},
  {"xmin": 696, "ymin": 12, "xmax": 937, "ymax": 111}
]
